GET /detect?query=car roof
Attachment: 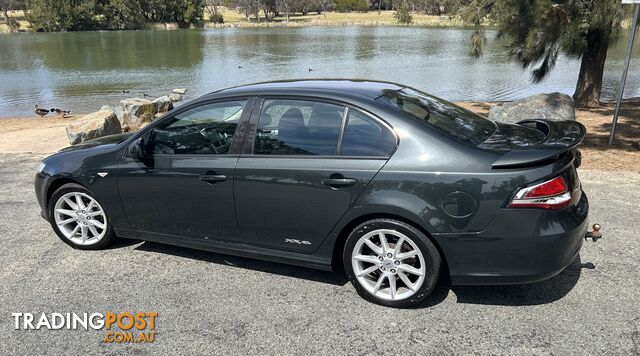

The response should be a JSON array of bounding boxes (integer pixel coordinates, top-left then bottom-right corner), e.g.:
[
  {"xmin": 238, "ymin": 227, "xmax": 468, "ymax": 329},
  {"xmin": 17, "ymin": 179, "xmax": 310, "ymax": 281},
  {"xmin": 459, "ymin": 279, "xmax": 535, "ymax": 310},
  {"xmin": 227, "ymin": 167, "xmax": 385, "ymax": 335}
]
[{"xmin": 201, "ymin": 79, "xmax": 406, "ymax": 101}]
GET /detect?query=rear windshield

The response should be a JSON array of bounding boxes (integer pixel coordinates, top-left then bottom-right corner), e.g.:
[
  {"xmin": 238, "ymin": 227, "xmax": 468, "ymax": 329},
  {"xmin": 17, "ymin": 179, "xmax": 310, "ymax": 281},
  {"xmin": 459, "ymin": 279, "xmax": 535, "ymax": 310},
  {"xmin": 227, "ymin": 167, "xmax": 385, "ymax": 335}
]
[{"xmin": 376, "ymin": 88, "xmax": 496, "ymax": 146}]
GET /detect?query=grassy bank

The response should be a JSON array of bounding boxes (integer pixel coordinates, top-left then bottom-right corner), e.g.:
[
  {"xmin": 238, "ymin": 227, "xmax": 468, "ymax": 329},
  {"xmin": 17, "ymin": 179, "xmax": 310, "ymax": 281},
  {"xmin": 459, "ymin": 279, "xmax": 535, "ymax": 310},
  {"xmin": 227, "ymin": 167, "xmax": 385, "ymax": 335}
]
[
  {"xmin": 1, "ymin": 101, "xmax": 638, "ymax": 173},
  {"xmin": 0, "ymin": 9, "xmax": 470, "ymax": 33},
  {"xmin": 206, "ymin": 9, "xmax": 469, "ymax": 28}
]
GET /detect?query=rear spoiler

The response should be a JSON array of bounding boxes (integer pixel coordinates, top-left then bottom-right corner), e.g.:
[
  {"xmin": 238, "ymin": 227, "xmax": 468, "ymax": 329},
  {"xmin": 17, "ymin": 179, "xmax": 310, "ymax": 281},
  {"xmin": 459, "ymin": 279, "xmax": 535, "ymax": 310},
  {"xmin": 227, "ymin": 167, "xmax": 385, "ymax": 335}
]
[{"xmin": 492, "ymin": 120, "xmax": 586, "ymax": 168}]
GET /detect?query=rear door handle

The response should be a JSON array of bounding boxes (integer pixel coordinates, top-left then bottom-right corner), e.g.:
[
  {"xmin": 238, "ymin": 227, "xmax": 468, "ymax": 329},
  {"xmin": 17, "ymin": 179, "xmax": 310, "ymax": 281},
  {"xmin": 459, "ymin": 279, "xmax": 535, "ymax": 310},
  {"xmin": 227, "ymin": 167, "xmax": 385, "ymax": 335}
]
[
  {"xmin": 321, "ymin": 178, "xmax": 358, "ymax": 187},
  {"xmin": 200, "ymin": 174, "xmax": 227, "ymax": 184}
]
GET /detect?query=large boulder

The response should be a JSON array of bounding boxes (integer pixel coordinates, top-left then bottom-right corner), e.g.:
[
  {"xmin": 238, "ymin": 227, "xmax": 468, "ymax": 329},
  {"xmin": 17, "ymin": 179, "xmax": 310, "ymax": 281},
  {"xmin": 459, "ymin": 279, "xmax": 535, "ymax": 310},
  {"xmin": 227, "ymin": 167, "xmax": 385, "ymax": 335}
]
[
  {"xmin": 99, "ymin": 105, "xmax": 130, "ymax": 128},
  {"xmin": 152, "ymin": 95, "xmax": 174, "ymax": 113},
  {"xmin": 168, "ymin": 93, "xmax": 183, "ymax": 102},
  {"xmin": 113, "ymin": 107, "xmax": 130, "ymax": 126},
  {"xmin": 119, "ymin": 97, "xmax": 163, "ymax": 131},
  {"xmin": 120, "ymin": 98, "xmax": 156, "ymax": 118},
  {"xmin": 66, "ymin": 110, "xmax": 121, "ymax": 145},
  {"xmin": 488, "ymin": 93, "xmax": 576, "ymax": 124},
  {"xmin": 125, "ymin": 111, "xmax": 155, "ymax": 132},
  {"xmin": 172, "ymin": 88, "xmax": 187, "ymax": 94}
]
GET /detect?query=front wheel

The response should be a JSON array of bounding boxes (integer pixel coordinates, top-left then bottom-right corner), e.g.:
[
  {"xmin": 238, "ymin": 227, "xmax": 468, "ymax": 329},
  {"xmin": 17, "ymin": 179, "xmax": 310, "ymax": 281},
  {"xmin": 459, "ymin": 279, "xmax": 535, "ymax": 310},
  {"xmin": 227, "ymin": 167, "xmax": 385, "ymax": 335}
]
[
  {"xmin": 48, "ymin": 183, "xmax": 116, "ymax": 250},
  {"xmin": 343, "ymin": 219, "xmax": 441, "ymax": 308}
]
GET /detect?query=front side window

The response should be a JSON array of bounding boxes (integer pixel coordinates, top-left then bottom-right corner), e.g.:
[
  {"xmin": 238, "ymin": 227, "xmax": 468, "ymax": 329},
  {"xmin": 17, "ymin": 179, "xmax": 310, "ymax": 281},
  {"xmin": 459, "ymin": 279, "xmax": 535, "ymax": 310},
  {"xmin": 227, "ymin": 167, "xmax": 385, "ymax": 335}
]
[
  {"xmin": 341, "ymin": 110, "xmax": 396, "ymax": 157},
  {"xmin": 376, "ymin": 88, "xmax": 496, "ymax": 146},
  {"xmin": 149, "ymin": 100, "xmax": 246, "ymax": 155},
  {"xmin": 254, "ymin": 99, "xmax": 345, "ymax": 155}
]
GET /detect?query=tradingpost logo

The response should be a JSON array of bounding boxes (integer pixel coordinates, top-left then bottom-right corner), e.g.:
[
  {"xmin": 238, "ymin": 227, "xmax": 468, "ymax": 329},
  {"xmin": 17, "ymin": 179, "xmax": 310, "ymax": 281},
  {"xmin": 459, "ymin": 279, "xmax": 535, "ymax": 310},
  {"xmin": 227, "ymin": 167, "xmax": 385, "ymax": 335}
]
[{"xmin": 12, "ymin": 311, "xmax": 158, "ymax": 343}]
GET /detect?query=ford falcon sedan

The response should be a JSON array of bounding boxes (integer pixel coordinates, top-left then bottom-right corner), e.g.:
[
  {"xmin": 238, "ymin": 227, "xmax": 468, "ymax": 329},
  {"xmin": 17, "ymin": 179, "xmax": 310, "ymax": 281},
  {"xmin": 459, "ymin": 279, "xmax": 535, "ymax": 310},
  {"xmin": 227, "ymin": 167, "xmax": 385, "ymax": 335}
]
[{"xmin": 35, "ymin": 80, "xmax": 594, "ymax": 307}]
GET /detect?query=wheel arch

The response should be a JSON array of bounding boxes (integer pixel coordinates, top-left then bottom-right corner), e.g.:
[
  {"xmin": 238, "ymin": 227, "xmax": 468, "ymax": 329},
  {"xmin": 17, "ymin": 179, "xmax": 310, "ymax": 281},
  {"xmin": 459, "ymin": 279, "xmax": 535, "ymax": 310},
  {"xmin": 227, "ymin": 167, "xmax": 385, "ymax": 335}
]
[
  {"xmin": 46, "ymin": 177, "xmax": 87, "ymax": 211},
  {"xmin": 330, "ymin": 212, "xmax": 450, "ymax": 280}
]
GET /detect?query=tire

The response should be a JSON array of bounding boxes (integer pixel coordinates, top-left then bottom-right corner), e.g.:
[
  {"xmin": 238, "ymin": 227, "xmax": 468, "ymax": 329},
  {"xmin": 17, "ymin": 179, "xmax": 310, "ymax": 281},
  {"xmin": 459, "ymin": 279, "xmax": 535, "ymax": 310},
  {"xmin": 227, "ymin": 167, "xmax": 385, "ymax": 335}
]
[
  {"xmin": 48, "ymin": 183, "xmax": 116, "ymax": 250},
  {"xmin": 343, "ymin": 218, "xmax": 441, "ymax": 308}
]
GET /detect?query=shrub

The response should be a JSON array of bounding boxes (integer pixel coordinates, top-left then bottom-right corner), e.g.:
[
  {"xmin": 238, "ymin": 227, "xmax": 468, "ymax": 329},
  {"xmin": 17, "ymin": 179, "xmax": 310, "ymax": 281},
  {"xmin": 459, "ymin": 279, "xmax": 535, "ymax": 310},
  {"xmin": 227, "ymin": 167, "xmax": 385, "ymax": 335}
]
[
  {"xmin": 210, "ymin": 12, "xmax": 224, "ymax": 23},
  {"xmin": 394, "ymin": 6, "xmax": 412, "ymax": 25},
  {"xmin": 334, "ymin": 0, "xmax": 368, "ymax": 13}
]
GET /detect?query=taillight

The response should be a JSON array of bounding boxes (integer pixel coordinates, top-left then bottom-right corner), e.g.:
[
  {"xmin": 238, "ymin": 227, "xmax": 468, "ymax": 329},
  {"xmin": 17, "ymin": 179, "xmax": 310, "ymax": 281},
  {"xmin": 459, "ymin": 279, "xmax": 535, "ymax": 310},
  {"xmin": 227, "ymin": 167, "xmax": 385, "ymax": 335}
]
[{"xmin": 508, "ymin": 176, "xmax": 572, "ymax": 210}]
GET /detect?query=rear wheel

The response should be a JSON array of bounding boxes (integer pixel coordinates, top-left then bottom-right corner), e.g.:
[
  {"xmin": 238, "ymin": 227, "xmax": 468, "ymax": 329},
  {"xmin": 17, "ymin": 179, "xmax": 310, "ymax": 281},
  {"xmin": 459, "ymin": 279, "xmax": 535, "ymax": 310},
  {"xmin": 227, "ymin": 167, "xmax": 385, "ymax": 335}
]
[
  {"xmin": 48, "ymin": 183, "xmax": 116, "ymax": 250},
  {"xmin": 343, "ymin": 219, "xmax": 441, "ymax": 308}
]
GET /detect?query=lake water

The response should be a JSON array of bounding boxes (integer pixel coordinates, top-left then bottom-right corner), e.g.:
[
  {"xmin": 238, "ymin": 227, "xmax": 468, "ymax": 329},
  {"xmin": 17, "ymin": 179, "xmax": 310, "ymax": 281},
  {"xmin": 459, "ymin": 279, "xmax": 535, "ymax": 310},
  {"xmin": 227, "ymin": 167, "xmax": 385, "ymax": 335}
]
[{"xmin": 1, "ymin": 27, "xmax": 639, "ymax": 117}]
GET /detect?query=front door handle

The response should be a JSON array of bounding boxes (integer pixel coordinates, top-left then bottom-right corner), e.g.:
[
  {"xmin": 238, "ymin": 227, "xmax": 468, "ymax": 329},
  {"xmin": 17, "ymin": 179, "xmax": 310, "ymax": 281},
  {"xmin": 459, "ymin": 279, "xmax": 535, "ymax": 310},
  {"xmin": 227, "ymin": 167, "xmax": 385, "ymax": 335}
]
[
  {"xmin": 200, "ymin": 173, "xmax": 227, "ymax": 184},
  {"xmin": 322, "ymin": 177, "xmax": 357, "ymax": 188}
]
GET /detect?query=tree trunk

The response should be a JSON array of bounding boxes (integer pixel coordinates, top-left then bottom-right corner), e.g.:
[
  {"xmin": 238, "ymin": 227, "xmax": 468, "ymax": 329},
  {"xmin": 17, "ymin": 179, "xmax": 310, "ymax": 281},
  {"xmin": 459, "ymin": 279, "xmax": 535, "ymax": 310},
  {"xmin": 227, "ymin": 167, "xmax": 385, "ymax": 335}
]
[{"xmin": 573, "ymin": 33, "xmax": 609, "ymax": 108}]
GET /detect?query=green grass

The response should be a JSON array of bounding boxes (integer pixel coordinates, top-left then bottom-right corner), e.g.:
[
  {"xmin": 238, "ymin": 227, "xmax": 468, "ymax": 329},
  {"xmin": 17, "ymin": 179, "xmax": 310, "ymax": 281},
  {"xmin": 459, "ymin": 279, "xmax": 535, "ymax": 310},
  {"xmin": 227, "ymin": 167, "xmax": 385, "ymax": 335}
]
[
  {"xmin": 1, "ymin": 8, "xmax": 473, "ymax": 32},
  {"xmin": 205, "ymin": 8, "xmax": 470, "ymax": 28}
]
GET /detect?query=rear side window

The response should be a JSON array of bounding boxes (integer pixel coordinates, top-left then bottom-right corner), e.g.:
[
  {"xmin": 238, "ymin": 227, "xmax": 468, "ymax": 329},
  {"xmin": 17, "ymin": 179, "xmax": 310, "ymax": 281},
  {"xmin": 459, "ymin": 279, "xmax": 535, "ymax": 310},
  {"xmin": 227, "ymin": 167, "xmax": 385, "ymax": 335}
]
[
  {"xmin": 341, "ymin": 110, "xmax": 396, "ymax": 157},
  {"xmin": 254, "ymin": 99, "xmax": 344, "ymax": 155},
  {"xmin": 377, "ymin": 88, "xmax": 496, "ymax": 146}
]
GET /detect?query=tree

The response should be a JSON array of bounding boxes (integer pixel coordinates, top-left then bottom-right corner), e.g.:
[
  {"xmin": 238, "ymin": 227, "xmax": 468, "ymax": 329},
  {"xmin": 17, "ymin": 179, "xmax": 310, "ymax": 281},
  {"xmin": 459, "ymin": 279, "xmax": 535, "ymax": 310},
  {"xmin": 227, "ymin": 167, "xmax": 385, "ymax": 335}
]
[
  {"xmin": 334, "ymin": 0, "xmax": 368, "ymax": 12},
  {"xmin": 26, "ymin": 0, "xmax": 98, "ymax": 31},
  {"xmin": 25, "ymin": 0, "xmax": 205, "ymax": 30},
  {"xmin": 394, "ymin": 0, "xmax": 412, "ymax": 24},
  {"xmin": 277, "ymin": 0, "xmax": 291, "ymax": 21},
  {"xmin": 204, "ymin": 0, "xmax": 225, "ymax": 22},
  {"xmin": 103, "ymin": 0, "xmax": 145, "ymax": 29},
  {"xmin": 231, "ymin": 0, "xmax": 263, "ymax": 21},
  {"xmin": 458, "ymin": 0, "xmax": 629, "ymax": 108}
]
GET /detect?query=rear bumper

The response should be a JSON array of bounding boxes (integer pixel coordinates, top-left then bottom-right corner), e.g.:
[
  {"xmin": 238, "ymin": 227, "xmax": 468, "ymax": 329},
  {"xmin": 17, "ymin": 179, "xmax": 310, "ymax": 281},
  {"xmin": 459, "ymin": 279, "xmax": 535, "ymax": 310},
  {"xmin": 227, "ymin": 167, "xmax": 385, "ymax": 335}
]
[{"xmin": 438, "ymin": 192, "xmax": 589, "ymax": 285}]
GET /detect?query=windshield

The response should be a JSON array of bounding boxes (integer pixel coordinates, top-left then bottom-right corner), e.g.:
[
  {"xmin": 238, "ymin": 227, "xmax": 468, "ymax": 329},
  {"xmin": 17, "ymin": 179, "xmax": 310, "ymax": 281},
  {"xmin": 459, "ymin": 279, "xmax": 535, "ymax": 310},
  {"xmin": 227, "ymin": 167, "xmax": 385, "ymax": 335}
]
[{"xmin": 376, "ymin": 88, "xmax": 496, "ymax": 146}]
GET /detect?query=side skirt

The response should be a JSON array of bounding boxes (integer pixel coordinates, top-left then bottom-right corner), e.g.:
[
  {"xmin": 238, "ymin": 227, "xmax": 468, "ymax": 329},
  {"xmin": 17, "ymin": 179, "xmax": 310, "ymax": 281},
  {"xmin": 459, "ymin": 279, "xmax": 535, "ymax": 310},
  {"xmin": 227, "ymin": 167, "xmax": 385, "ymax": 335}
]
[{"xmin": 115, "ymin": 229, "xmax": 334, "ymax": 271}]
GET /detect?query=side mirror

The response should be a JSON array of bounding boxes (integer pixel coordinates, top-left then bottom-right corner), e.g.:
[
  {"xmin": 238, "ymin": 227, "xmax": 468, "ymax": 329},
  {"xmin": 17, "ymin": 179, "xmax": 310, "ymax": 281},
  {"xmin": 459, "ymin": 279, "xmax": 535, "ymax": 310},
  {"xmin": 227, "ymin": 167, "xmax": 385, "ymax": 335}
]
[{"xmin": 128, "ymin": 138, "xmax": 145, "ymax": 159}]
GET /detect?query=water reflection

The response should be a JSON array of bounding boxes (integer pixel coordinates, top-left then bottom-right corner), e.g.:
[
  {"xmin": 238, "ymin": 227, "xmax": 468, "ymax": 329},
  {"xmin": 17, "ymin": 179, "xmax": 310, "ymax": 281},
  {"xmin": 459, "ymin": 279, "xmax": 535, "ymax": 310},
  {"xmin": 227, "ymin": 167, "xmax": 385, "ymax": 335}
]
[{"xmin": 0, "ymin": 26, "xmax": 639, "ymax": 116}]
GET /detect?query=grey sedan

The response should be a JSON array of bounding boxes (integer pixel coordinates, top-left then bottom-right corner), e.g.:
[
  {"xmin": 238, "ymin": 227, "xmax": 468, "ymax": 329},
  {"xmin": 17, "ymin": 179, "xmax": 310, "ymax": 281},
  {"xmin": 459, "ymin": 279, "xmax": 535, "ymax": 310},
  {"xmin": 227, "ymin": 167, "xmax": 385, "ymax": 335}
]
[{"xmin": 35, "ymin": 80, "xmax": 592, "ymax": 307}]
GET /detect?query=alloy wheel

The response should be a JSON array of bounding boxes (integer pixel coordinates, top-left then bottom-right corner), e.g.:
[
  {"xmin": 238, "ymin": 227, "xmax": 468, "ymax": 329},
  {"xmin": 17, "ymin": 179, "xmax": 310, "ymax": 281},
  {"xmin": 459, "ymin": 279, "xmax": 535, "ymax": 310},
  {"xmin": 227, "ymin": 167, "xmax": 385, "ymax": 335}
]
[
  {"xmin": 351, "ymin": 229, "xmax": 426, "ymax": 301},
  {"xmin": 53, "ymin": 192, "xmax": 108, "ymax": 246}
]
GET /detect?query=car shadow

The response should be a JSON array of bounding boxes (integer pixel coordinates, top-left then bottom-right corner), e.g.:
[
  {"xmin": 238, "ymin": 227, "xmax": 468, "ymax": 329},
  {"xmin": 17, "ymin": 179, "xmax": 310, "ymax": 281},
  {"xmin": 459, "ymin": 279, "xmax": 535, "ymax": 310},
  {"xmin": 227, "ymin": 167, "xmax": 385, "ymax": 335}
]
[
  {"xmin": 132, "ymin": 241, "xmax": 586, "ymax": 307},
  {"xmin": 450, "ymin": 255, "xmax": 585, "ymax": 306},
  {"xmin": 102, "ymin": 237, "xmax": 142, "ymax": 250},
  {"xmin": 134, "ymin": 241, "xmax": 349, "ymax": 286}
]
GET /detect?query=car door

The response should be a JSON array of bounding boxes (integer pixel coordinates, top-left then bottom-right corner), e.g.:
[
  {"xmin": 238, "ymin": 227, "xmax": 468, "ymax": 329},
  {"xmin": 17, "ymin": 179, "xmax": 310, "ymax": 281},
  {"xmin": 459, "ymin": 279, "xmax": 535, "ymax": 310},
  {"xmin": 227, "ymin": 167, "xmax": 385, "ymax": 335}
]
[
  {"xmin": 117, "ymin": 98, "xmax": 254, "ymax": 240},
  {"xmin": 233, "ymin": 97, "xmax": 398, "ymax": 253}
]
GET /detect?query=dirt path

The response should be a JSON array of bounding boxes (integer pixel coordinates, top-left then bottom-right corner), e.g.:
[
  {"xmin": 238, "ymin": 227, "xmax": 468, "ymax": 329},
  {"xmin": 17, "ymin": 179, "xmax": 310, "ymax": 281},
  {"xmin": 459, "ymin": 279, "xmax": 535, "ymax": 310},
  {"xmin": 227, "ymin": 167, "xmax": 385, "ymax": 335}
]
[{"xmin": 0, "ymin": 116, "xmax": 74, "ymax": 153}]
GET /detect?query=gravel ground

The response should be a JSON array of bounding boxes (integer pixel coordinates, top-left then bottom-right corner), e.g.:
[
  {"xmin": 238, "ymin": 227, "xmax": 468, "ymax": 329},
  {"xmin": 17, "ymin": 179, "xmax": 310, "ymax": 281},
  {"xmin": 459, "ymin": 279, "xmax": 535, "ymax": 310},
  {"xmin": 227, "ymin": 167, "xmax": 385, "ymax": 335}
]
[{"xmin": 0, "ymin": 152, "xmax": 638, "ymax": 355}]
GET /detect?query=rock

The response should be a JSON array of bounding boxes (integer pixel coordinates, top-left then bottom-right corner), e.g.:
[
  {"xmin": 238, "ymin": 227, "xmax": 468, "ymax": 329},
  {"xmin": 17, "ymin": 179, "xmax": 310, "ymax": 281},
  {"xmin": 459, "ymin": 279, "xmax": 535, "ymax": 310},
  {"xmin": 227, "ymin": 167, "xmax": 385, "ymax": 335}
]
[
  {"xmin": 172, "ymin": 88, "xmax": 187, "ymax": 94},
  {"xmin": 112, "ymin": 107, "xmax": 131, "ymax": 128},
  {"xmin": 119, "ymin": 97, "xmax": 163, "ymax": 131},
  {"xmin": 66, "ymin": 110, "xmax": 121, "ymax": 145},
  {"xmin": 168, "ymin": 93, "xmax": 183, "ymax": 102},
  {"xmin": 100, "ymin": 105, "xmax": 114, "ymax": 111},
  {"xmin": 488, "ymin": 93, "xmax": 575, "ymax": 124},
  {"xmin": 126, "ymin": 112, "xmax": 155, "ymax": 131},
  {"xmin": 120, "ymin": 98, "xmax": 155, "ymax": 118},
  {"xmin": 152, "ymin": 95, "xmax": 174, "ymax": 113}
]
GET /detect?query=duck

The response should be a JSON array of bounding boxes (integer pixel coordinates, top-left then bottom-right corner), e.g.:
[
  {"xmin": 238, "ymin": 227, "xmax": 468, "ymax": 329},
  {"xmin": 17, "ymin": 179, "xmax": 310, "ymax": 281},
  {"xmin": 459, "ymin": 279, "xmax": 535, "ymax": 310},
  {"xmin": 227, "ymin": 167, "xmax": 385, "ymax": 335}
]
[
  {"xmin": 34, "ymin": 105, "xmax": 49, "ymax": 117},
  {"xmin": 50, "ymin": 108, "xmax": 71, "ymax": 118}
]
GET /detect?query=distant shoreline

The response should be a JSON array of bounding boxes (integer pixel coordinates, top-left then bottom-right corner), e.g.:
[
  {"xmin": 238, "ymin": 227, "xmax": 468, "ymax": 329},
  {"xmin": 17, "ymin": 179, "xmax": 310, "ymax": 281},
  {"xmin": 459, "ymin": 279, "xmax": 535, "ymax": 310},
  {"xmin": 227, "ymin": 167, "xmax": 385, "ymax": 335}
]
[{"xmin": 1, "ymin": 10, "xmax": 477, "ymax": 33}]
